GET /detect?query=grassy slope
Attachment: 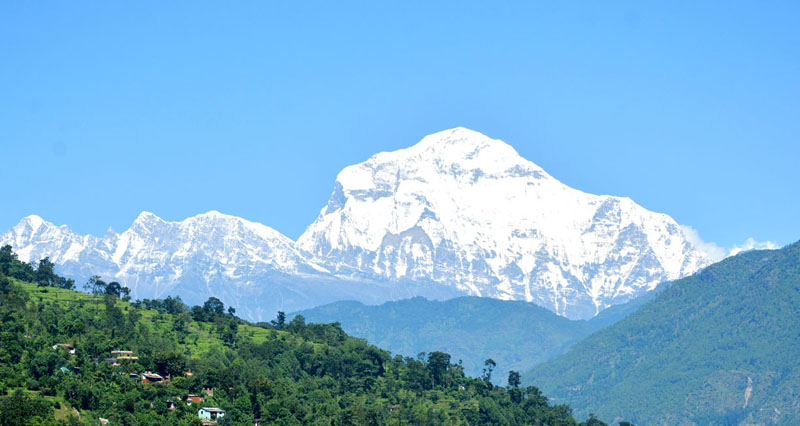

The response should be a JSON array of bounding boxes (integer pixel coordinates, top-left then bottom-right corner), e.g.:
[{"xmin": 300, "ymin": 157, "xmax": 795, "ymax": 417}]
[
  {"xmin": 526, "ymin": 242, "xmax": 800, "ymax": 425},
  {"xmin": 16, "ymin": 278, "xmax": 285, "ymax": 354}
]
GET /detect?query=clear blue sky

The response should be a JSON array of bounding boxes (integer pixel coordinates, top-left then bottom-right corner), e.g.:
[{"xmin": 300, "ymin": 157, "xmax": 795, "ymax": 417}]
[{"xmin": 2, "ymin": 1, "xmax": 798, "ymax": 250}]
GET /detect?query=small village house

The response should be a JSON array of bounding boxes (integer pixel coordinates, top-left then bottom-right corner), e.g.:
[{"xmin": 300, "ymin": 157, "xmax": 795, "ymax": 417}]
[
  {"xmin": 52, "ymin": 343, "xmax": 76, "ymax": 355},
  {"xmin": 105, "ymin": 349, "xmax": 139, "ymax": 366},
  {"xmin": 111, "ymin": 350, "xmax": 139, "ymax": 361},
  {"xmin": 142, "ymin": 371, "xmax": 167, "ymax": 383},
  {"xmin": 187, "ymin": 394, "xmax": 205, "ymax": 405},
  {"xmin": 198, "ymin": 407, "xmax": 225, "ymax": 421}
]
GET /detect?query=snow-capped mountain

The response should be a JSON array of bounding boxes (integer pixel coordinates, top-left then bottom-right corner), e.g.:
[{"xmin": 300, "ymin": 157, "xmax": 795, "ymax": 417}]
[
  {"xmin": 6, "ymin": 210, "xmax": 321, "ymax": 288},
  {"xmin": 1, "ymin": 211, "xmax": 339, "ymax": 319},
  {"xmin": 2, "ymin": 127, "xmax": 712, "ymax": 320},
  {"xmin": 1, "ymin": 211, "xmax": 464, "ymax": 320},
  {"xmin": 298, "ymin": 127, "xmax": 711, "ymax": 319}
]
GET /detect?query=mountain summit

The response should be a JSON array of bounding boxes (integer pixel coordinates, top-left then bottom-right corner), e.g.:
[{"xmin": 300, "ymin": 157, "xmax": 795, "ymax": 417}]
[
  {"xmin": 298, "ymin": 127, "xmax": 710, "ymax": 319},
  {"xmin": 3, "ymin": 128, "xmax": 711, "ymax": 319}
]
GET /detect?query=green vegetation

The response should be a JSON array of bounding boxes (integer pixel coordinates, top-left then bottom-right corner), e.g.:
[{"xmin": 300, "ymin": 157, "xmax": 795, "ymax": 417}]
[
  {"xmin": 294, "ymin": 294, "xmax": 650, "ymax": 383},
  {"xmin": 527, "ymin": 241, "xmax": 800, "ymax": 425},
  {"xmin": 0, "ymin": 245, "xmax": 595, "ymax": 425}
]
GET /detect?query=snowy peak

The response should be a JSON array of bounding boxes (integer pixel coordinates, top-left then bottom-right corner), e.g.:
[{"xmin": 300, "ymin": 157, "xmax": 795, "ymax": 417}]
[
  {"xmin": 408, "ymin": 127, "xmax": 533, "ymax": 172},
  {"xmin": 17, "ymin": 214, "xmax": 48, "ymax": 230},
  {"xmin": 299, "ymin": 127, "xmax": 712, "ymax": 319},
  {"xmin": 12, "ymin": 214, "xmax": 61, "ymax": 237},
  {"xmin": 3, "ymin": 215, "xmax": 93, "ymax": 266},
  {"xmin": 1, "ymin": 211, "xmax": 327, "ymax": 301},
  {"xmin": 3, "ymin": 128, "xmax": 713, "ymax": 320},
  {"xmin": 336, "ymin": 128, "xmax": 549, "ymax": 194}
]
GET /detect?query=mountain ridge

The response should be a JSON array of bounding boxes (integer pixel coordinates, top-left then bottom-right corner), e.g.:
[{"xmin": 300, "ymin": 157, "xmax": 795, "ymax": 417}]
[
  {"xmin": 526, "ymin": 241, "xmax": 800, "ymax": 425},
  {"xmin": 298, "ymin": 127, "xmax": 710, "ymax": 318},
  {"xmin": 2, "ymin": 127, "xmax": 712, "ymax": 320},
  {"xmin": 292, "ymin": 293, "xmax": 653, "ymax": 383}
]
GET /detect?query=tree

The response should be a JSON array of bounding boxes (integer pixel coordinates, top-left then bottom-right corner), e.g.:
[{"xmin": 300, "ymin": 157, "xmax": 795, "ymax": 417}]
[
  {"xmin": 59, "ymin": 277, "xmax": 76, "ymax": 290},
  {"xmin": 0, "ymin": 389, "xmax": 55, "ymax": 425},
  {"xmin": 579, "ymin": 413, "xmax": 608, "ymax": 426},
  {"xmin": 153, "ymin": 351, "xmax": 187, "ymax": 377},
  {"xmin": 85, "ymin": 275, "xmax": 107, "ymax": 295},
  {"xmin": 272, "ymin": 311, "xmax": 286, "ymax": 329},
  {"xmin": 34, "ymin": 257, "xmax": 56, "ymax": 287},
  {"xmin": 191, "ymin": 305, "xmax": 206, "ymax": 322},
  {"xmin": 507, "ymin": 370, "xmax": 522, "ymax": 403},
  {"xmin": 103, "ymin": 295, "xmax": 125, "ymax": 331},
  {"xmin": 203, "ymin": 297, "xmax": 225, "ymax": 316},
  {"xmin": 120, "ymin": 286, "xmax": 130, "ymax": 301},
  {"xmin": 427, "ymin": 351, "xmax": 451, "ymax": 388},
  {"xmin": 163, "ymin": 295, "xmax": 187, "ymax": 314},
  {"xmin": 0, "ymin": 245, "xmax": 34, "ymax": 281},
  {"xmin": 0, "ymin": 245, "xmax": 16, "ymax": 275},
  {"xmin": 287, "ymin": 314, "xmax": 305, "ymax": 333},
  {"xmin": 482, "ymin": 358, "xmax": 496, "ymax": 384},
  {"xmin": 105, "ymin": 281, "xmax": 122, "ymax": 296}
]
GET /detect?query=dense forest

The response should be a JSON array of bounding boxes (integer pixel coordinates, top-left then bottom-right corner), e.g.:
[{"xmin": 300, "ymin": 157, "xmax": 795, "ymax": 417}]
[{"xmin": 0, "ymin": 245, "xmax": 612, "ymax": 425}]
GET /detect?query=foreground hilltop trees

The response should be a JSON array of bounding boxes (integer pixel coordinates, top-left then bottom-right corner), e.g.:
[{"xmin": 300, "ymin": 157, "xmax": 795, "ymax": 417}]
[{"xmin": 0, "ymin": 246, "xmax": 608, "ymax": 425}]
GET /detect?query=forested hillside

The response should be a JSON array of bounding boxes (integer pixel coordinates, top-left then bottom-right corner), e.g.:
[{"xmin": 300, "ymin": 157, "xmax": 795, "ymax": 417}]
[
  {"xmin": 527, "ymin": 242, "xmax": 800, "ymax": 425},
  {"xmin": 295, "ymin": 297, "xmax": 596, "ymax": 382},
  {"xmin": 0, "ymin": 246, "xmax": 600, "ymax": 426},
  {"xmin": 295, "ymin": 289, "xmax": 661, "ymax": 382}
]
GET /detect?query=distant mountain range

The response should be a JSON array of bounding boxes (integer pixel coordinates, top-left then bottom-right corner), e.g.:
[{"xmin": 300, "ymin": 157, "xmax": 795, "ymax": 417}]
[
  {"xmin": 293, "ymin": 292, "xmax": 656, "ymax": 382},
  {"xmin": 527, "ymin": 241, "xmax": 800, "ymax": 425},
  {"xmin": 1, "ymin": 128, "xmax": 711, "ymax": 320}
]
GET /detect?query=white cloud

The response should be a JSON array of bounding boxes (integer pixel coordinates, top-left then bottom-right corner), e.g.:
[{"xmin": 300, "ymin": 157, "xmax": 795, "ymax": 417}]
[
  {"xmin": 680, "ymin": 225, "xmax": 728, "ymax": 262},
  {"xmin": 728, "ymin": 238, "xmax": 780, "ymax": 257},
  {"xmin": 680, "ymin": 225, "xmax": 780, "ymax": 263}
]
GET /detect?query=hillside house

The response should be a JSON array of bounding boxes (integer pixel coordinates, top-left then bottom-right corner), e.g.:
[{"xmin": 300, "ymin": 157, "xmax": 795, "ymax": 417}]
[
  {"xmin": 187, "ymin": 394, "xmax": 205, "ymax": 404},
  {"xmin": 142, "ymin": 371, "xmax": 167, "ymax": 383},
  {"xmin": 203, "ymin": 387, "xmax": 214, "ymax": 397},
  {"xmin": 52, "ymin": 343, "xmax": 76, "ymax": 355},
  {"xmin": 105, "ymin": 349, "xmax": 139, "ymax": 366},
  {"xmin": 111, "ymin": 350, "xmax": 139, "ymax": 362},
  {"xmin": 198, "ymin": 407, "xmax": 225, "ymax": 421}
]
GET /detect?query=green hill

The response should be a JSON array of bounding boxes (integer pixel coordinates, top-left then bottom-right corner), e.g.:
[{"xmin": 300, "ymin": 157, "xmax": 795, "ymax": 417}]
[
  {"xmin": 526, "ymin": 242, "xmax": 800, "ymax": 425},
  {"xmin": 294, "ymin": 297, "xmax": 595, "ymax": 383},
  {"xmin": 0, "ymin": 246, "xmax": 591, "ymax": 426},
  {"xmin": 294, "ymin": 292, "xmax": 655, "ymax": 383}
]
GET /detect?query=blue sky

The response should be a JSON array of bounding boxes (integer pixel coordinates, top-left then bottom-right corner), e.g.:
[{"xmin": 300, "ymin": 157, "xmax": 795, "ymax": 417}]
[{"xmin": 1, "ymin": 1, "xmax": 798, "ymax": 252}]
